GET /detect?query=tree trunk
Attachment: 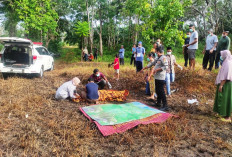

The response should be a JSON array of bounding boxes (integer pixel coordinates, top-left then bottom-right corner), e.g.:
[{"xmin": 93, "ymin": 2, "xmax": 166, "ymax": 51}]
[
  {"xmin": 86, "ymin": 0, "xmax": 93, "ymax": 53},
  {"xmin": 90, "ymin": 2, "xmax": 95, "ymax": 51},
  {"xmin": 9, "ymin": 23, "xmax": 17, "ymax": 37},
  {"xmin": 99, "ymin": 11, "xmax": 103, "ymax": 56}
]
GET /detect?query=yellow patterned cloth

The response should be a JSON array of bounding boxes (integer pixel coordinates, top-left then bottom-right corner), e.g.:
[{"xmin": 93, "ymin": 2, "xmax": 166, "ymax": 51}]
[{"xmin": 73, "ymin": 90, "xmax": 129, "ymax": 103}]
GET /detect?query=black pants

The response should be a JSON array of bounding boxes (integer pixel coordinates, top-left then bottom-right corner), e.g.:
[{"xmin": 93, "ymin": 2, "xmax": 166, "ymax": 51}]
[
  {"xmin": 215, "ymin": 52, "xmax": 221, "ymax": 69},
  {"xmin": 136, "ymin": 61, "xmax": 143, "ymax": 72},
  {"xmin": 120, "ymin": 58, "xmax": 124, "ymax": 65},
  {"xmin": 184, "ymin": 51, "xmax": 189, "ymax": 67},
  {"xmin": 155, "ymin": 79, "xmax": 167, "ymax": 106},
  {"xmin": 94, "ymin": 53, "xmax": 97, "ymax": 60},
  {"xmin": 130, "ymin": 54, "xmax": 135, "ymax": 66},
  {"xmin": 96, "ymin": 80, "xmax": 106, "ymax": 89},
  {"xmin": 203, "ymin": 50, "xmax": 216, "ymax": 71}
]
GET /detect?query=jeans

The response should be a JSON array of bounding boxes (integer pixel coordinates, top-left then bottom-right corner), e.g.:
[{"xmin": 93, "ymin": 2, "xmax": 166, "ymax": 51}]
[
  {"xmin": 203, "ymin": 50, "xmax": 216, "ymax": 71},
  {"xmin": 120, "ymin": 58, "xmax": 124, "ymax": 65},
  {"xmin": 146, "ymin": 81, "xmax": 151, "ymax": 95},
  {"xmin": 155, "ymin": 79, "xmax": 167, "ymax": 106},
  {"xmin": 165, "ymin": 73, "xmax": 175, "ymax": 95},
  {"xmin": 84, "ymin": 54, "xmax": 88, "ymax": 61}
]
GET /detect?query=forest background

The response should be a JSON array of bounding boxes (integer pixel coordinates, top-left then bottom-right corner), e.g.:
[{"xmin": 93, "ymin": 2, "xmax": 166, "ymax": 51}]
[{"xmin": 0, "ymin": 0, "xmax": 232, "ymax": 63}]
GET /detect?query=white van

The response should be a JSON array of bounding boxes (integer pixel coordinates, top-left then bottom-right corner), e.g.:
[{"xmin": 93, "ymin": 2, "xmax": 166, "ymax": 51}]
[{"xmin": 0, "ymin": 37, "xmax": 54, "ymax": 78}]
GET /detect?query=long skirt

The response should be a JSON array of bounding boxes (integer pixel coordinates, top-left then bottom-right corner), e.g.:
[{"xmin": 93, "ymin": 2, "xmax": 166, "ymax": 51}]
[{"xmin": 213, "ymin": 81, "xmax": 232, "ymax": 117}]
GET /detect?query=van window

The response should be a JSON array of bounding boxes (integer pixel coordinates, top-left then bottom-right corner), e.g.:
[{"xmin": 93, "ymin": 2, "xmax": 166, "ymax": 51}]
[
  {"xmin": 4, "ymin": 46, "xmax": 30, "ymax": 54},
  {"xmin": 36, "ymin": 47, "xmax": 49, "ymax": 55}
]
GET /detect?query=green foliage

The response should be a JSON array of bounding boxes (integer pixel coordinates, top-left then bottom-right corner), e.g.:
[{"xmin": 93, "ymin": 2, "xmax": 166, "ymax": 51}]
[
  {"xmin": 48, "ymin": 40, "xmax": 65, "ymax": 54},
  {"xmin": 11, "ymin": 0, "xmax": 59, "ymax": 36},
  {"xmin": 74, "ymin": 21, "xmax": 90, "ymax": 37},
  {"xmin": 0, "ymin": 44, "xmax": 3, "ymax": 51},
  {"xmin": 150, "ymin": 0, "xmax": 186, "ymax": 47}
]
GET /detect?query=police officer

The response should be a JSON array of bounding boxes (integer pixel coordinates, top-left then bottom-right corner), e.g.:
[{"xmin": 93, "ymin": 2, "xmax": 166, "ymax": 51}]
[{"xmin": 148, "ymin": 46, "xmax": 168, "ymax": 111}]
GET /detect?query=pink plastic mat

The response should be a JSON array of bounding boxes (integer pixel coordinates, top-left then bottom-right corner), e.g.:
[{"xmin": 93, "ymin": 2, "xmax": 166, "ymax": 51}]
[{"xmin": 80, "ymin": 104, "xmax": 173, "ymax": 136}]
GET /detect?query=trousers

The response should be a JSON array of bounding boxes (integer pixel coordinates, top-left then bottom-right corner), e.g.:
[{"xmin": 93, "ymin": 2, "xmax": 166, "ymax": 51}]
[
  {"xmin": 155, "ymin": 79, "xmax": 167, "ymax": 106},
  {"xmin": 203, "ymin": 50, "xmax": 216, "ymax": 71},
  {"xmin": 165, "ymin": 73, "xmax": 175, "ymax": 95},
  {"xmin": 130, "ymin": 54, "xmax": 135, "ymax": 66},
  {"xmin": 120, "ymin": 58, "xmax": 124, "ymax": 65}
]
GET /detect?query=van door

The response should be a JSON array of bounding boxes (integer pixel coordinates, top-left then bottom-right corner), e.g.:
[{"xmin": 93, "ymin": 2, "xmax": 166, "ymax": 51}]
[
  {"xmin": 42, "ymin": 48, "xmax": 51, "ymax": 70},
  {"xmin": 35, "ymin": 47, "xmax": 49, "ymax": 70}
]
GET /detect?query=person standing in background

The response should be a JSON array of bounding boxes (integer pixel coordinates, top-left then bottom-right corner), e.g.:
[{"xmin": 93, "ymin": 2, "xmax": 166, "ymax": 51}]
[
  {"xmin": 156, "ymin": 39, "xmax": 162, "ymax": 47},
  {"xmin": 135, "ymin": 41, "xmax": 146, "ymax": 72},
  {"xmin": 183, "ymin": 32, "xmax": 191, "ymax": 67},
  {"xmin": 83, "ymin": 47, "xmax": 89, "ymax": 62},
  {"xmin": 215, "ymin": 31, "xmax": 231, "ymax": 69},
  {"xmin": 119, "ymin": 45, "xmax": 125, "ymax": 65},
  {"xmin": 113, "ymin": 54, "xmax": 120, "ymax": 80},
  {"xmin": 202, "ymin": 29, "xmax": 218, "ymax": 71},
  {"xmin": 186, "ymin": 24, "xmax": 198, "ymax": 70},
  {"xmin": 131, "ymin": 44, "xmax": 136, "ymax": 66},
  {"xmin": 150, "ymin": 43, "xmax": 158, "ymax": 59},
  {"xmin": 165, "ymin": 47, "xmax": 183, "ymax": 97},
  {"xmin": 94, "ymin": 47, "xmax": 98, "ymax": 60}
]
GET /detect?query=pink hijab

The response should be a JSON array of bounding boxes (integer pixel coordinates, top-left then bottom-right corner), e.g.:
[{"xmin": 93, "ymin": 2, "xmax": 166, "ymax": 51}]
[{"xmin": 215, "ymin": 50, "xmax": 232, "ymax": 84}]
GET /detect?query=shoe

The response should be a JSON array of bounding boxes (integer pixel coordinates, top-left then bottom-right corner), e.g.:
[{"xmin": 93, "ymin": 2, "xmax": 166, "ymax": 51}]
[
  {"xmin": 159, "ymin": 106, "xmax": 169, "ymax": 111},
  {"xmin": 154, "ymin": 102, "xmax": 161, "ymax": 107}
]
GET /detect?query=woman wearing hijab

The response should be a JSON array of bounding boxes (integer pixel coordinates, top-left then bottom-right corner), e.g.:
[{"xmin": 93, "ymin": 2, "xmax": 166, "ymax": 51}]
[{"xmin": 214, "ymin": 50, "xmax": 232, "ymax": 122}]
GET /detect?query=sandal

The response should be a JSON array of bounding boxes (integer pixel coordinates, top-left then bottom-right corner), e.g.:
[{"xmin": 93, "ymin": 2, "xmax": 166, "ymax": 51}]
[{"xmin": 220, "ymin": 118, "xmax": 231, "ymax": 123}]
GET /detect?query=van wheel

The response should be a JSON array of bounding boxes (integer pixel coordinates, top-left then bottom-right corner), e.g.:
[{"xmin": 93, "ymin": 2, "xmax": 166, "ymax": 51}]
[
  {"xmin": 35, "ymin": 66, "xmax": 44, "ymax": 78},
  {"xmin": 49, "ymin": 62, "xmax": 54, "ymax": 71}
]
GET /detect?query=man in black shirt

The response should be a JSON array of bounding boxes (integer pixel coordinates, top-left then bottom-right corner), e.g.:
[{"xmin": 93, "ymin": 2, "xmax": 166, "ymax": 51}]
[{"xmin": 183, "ymin": 32, "xmax": 190, "ymax": 67}]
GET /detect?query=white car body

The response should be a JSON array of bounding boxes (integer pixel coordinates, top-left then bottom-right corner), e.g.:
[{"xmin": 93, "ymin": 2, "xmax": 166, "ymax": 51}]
[{"xmin": 0, "ymin": 37, "xmax": 54, "ymax": 78}]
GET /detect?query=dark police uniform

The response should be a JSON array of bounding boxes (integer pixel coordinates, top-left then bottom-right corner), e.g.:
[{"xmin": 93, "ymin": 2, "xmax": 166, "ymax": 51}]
[{"xmin": 153, "ymin": 55, "xmax": 168, "ymax": 109}]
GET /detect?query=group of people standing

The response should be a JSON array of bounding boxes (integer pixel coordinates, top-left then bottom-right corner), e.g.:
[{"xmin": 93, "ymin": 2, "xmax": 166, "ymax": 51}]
[
  {"xmin": 118, "ymin": 41, "xmax": 145, "ymax": 72},
  {"xmin": 182, "ymin": 24, "xmax": 232, "ymax": 122},
  {"xmin": 183, "ymin": 24, "xmax": 231, "ymax": 71}
]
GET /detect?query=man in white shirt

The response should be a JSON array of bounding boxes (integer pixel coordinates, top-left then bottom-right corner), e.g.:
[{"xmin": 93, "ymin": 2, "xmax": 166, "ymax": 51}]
[
  {"xmin": 55, "ymin": 77, "xmax": 81, "ymax": 100},
  {"xmin": 186, "ymin": 24, "xmax": 198, "ymax": 70}
]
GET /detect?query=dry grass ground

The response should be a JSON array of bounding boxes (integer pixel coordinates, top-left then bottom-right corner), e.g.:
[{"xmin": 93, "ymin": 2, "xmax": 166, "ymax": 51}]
[{"xmin": 0, "ymin": 61, "xmax": 231, "ymax": 156}]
